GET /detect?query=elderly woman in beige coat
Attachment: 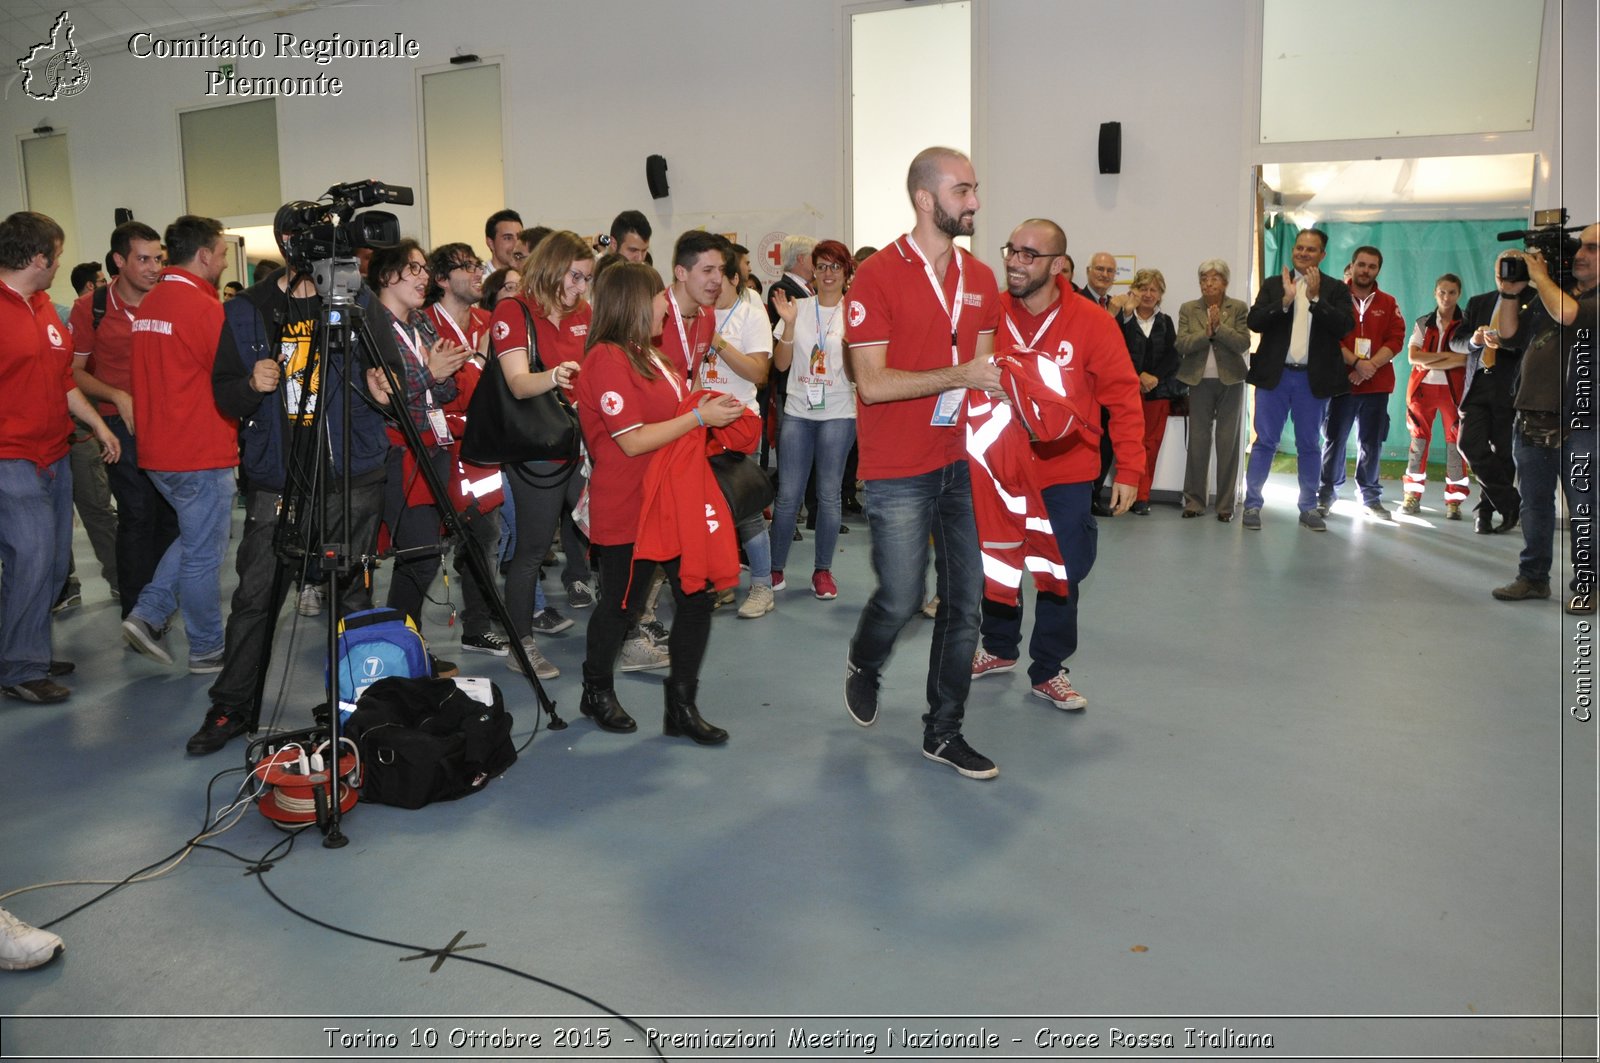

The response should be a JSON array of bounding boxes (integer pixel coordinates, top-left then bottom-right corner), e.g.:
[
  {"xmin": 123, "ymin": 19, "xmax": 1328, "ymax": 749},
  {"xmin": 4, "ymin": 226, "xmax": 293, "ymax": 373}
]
[{"xmin": 1173, "ymin": 258, "xmax": 1250, "ymax": 520}]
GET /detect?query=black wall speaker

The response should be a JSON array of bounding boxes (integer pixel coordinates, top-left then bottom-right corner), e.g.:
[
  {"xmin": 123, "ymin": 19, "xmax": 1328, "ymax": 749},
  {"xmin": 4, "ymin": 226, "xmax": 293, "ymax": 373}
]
[
  {"xmin": 1098, "ymin": 122, "xmax": 1121, "ymax": 175},
  {"xmin": 646, "ymin": 154, "xmax": 670, "ymax": 199}
]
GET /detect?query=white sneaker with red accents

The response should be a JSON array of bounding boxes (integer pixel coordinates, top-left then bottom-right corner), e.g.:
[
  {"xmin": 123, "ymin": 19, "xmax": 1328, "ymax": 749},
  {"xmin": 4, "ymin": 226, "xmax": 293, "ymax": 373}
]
[
  {"xmin": 971, "ymin": 648, "xmax": 1017, "ymax": 678},
  {"xmin": 1031, "ymin": 670, "xmax": 1087, "ymax": 710}
]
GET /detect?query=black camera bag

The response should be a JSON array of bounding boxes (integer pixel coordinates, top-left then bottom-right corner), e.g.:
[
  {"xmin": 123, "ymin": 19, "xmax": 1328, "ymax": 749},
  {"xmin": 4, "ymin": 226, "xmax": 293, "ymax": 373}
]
[{"xmin": 343, "ymin": 676, "xmax": 517, "ymax": 809}]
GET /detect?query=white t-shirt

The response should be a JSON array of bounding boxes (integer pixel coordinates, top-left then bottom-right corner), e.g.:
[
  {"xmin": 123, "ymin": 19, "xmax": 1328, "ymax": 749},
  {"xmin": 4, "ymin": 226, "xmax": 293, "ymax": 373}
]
[
  {"xmin": 774, "ymin": 295, "xmax": 856, "ymax": 421},
  {"xmin": 699, "ymin": 295, "xmax": 771, "ymax": 411}
]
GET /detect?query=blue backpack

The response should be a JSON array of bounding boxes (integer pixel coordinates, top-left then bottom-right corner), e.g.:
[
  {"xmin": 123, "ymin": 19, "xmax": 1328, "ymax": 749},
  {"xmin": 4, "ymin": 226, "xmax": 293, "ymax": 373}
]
[{"xmin": 331, "ymin": 608, "xmax": 429, "ymax": 712}]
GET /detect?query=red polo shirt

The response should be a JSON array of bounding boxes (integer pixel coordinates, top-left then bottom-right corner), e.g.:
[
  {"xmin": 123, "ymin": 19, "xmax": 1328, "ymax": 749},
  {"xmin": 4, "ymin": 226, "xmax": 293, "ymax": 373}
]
[
  {"xmin": 424, "ymin": 302, "xmax": 491, "ymax": 356},
  {"xmin": 844, "ymin": 234, "xmax": 1000, "ymax": 479},
  {"xmin": 1344, "ymin": 286, "xmax": 1406, "ymax": 396},
  {"xmin": 655, "ymin": 289, "xmax": 714, "ymax": 380},
  {"xmin": 129, "ymin": 267, "xmax": 236, "ymax": 472},
  {"xmin": 0, "ymin": 282, "xmax": 75, "ymax": 467},
  {"xmin": 575, "ymin": 343, "xmax": 687, "ymax": 545},
  {"xmin": 68, "ymin": 283, "xmax": 138, "ymax": 418}
]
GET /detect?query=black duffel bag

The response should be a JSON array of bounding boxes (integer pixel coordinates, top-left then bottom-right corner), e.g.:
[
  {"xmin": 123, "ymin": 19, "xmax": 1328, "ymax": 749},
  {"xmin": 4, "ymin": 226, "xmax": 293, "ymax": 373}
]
[
  {"xmin": 343, "ymin": 676, "xmax": 517, "ymax": 809},
  {"xmin": 708, "ymin": 450, "xmax": 775, "ymax": 526}
]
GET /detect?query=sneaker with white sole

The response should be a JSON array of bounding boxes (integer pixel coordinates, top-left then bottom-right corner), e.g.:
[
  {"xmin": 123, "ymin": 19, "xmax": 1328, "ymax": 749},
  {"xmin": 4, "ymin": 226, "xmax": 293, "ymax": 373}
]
[
  {"xmin": 297, "ymin": 584, "xmax": 324, "ymax": 617},
  {"xmin": 921, "ymin": 733, "xmax": 999, "ymax": 779},
  {"xmin": 618, "ymin": 636, "xmax": 670, "ymax": 672},
  {"xmin": 770, "ymin": 569, "xmax": 786, "ymax": 591},
  {"xmin": 531, "ymin": 607, "xmax": 574, "ymax": 635},
  {"xmin": 738, "ymin": 583, "xmax": 775, "ymax": 618},
  {"xmin": 121, "ymin": 616, "xmax": 174, "ymax": 665},
  {"xmin": 508, "ymin": 636, "xmax": 560, "ymax": 679},
  {"xmin": 188, "ymin": 651, "xmax": 225, "ymax": 675},
  {"xmin": 0, "ymin": 907, "xmax": 64, "ymax": 970},
  {"xmin": 811, "ymin": 570, "xmax": 837, "ymax": 599},
  {"xmin": 971, "ymin": 648, "xmax": 1017, "ymax": 678},
  {"xmin": 565, "ymin": 580, "xmax": 595, "ymax": 609},
  {"xmin": 460, "ymin": 631, "xmax": 511, "ymax": 656},
  {"xmin": 1031, "ymin": 670, "xmax": 1087, "ymax": 710},
  {"xmin": 844, "ymin": 657, "xmax": 879, "ymax": 726}
]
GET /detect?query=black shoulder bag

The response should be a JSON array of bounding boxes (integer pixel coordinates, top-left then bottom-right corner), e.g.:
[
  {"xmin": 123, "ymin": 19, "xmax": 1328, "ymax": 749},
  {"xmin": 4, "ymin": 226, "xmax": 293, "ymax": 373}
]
[{"xmin": 460, "ymin": 301, "xmax": 580, "ymax": 468}]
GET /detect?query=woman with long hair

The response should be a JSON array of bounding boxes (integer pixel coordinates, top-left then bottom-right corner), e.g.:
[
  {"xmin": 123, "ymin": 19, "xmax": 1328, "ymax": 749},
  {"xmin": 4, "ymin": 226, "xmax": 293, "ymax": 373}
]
[
  {"xmin": 368, "ymin": 240, "xmax": 469, "ymax": 672},
  {"xmin": 573, "ymin": 263, "xmax": 746, "ymax": 742},
  {"xmin": 487, "ymin": 231, "xmax": 590, "ymax": 679},
  {"xmin": 769, "ymin": 239, "xmax": 856, "ymax": 598}
]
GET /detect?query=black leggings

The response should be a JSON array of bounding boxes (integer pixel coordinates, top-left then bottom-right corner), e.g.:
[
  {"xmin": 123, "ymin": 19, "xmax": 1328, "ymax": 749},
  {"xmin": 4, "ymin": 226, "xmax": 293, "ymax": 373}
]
[{"xmin": 583, "ymin": 543, "xmax": 713, "ymax": 690}]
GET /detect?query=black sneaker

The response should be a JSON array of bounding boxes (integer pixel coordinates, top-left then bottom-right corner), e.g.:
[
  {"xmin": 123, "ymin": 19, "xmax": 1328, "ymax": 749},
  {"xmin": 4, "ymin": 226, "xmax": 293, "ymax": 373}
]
[
  {"xmin": 460, "ymin": 631, "xmax": 511, "ymax": 656},
  {"xmin": 565, "ymin": 581, "xmax": 595, "ymax": 609},
  {"xmin": 844, "ymin": 658, "xmax": 879, "ymax": 727},
  {"xmin": 922, "ymin": 733, "xmax": 999, "ymax": 779},
  {"xmin": 51, "ymin": 584, "xmax": 82, "ymax": 614},
  {"xmin": 531, "ymin": 607, "xmax": 574, "ymax": 635},
  {"xmin": 186, "ymin": 707, "xmax": 248, "ymax": 755}
]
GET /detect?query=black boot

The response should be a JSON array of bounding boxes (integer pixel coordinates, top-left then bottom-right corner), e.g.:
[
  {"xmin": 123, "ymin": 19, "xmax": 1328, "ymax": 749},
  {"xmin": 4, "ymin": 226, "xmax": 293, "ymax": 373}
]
[
  {"xmin": 663, "ymin": 679, "xmax": 728, "ymax": 745},
  {"xmin": 581, "ymin": 683, "xmax": 637, "ymax": 733}
]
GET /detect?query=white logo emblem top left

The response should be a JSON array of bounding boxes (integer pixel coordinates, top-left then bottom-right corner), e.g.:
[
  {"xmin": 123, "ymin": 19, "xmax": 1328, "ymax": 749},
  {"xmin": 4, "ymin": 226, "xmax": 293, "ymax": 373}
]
[
  {"xmin": 600, "ymin": 391, "xmax": 624, "ymax": 416},
  {"xmin": 19, "ymin": 12, "xmax": 91, "ymax": 101},
  {"xmin": 46, "ymin": 324, "xmax": 64, "ymax": 347}
]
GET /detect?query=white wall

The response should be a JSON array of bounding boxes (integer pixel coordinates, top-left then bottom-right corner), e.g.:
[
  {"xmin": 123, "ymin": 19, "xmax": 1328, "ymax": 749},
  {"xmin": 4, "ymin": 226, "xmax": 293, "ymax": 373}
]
[
  {"xmin": 2, "ymin": 0, "xmax": 1589, "ymax": 306},
  {"xmin": 0, "ymin": 0, "xmax": 843, "ymax": 298}
]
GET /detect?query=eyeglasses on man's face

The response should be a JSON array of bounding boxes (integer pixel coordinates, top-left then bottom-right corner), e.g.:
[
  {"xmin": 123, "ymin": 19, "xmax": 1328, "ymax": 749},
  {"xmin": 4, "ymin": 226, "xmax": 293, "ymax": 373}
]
[
  {"xmin": 450, "ymin": 260, "xmax": 484, "ymax": 274},
  {"xmin": 1002, "ymin": 243, "xmax": 1064, "ymax": 265}
]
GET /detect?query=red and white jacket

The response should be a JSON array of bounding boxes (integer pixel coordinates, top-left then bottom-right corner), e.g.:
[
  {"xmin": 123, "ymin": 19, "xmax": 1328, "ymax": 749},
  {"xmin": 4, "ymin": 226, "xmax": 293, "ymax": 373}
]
[
  {"xmin": 633, "ymin": 390, "xmax": 761, "ymax": 601},
  {"xmin": 965, "ymin": 352, "xmax": 1081, "ymax": 604}
]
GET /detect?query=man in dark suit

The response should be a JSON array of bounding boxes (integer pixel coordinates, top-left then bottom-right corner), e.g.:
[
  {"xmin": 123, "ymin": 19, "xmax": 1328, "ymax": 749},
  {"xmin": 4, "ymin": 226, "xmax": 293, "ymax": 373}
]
[{"xmin": 1242, "ymin": 228, "xmax": 1355, "ymax": 531}]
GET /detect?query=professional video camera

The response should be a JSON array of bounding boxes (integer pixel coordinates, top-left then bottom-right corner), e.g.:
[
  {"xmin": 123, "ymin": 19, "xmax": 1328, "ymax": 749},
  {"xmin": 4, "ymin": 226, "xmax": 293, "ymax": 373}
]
[
  {"xmin": 1498, "ymin": 207, "xmax": 1580, "ymax": 289},
  {"xmin": 273, "ymin": 179, "xmax": 412, "ymax": 303}
]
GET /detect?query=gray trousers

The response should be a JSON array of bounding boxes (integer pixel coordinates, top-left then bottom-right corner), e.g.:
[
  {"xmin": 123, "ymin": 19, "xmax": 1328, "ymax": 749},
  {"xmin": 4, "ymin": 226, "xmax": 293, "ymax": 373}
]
[
  {"xmin": 67, "ymin": 426, "xmax": 118, "ymax": 590},
  {"xmin": 1182, "ymin": 378, "xmax": 1245, "ymax": 515}
]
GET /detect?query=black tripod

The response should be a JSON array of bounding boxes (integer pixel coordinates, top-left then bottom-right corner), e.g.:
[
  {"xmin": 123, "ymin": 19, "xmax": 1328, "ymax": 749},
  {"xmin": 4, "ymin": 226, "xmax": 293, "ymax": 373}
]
[{"xmin": 244, "ymin": 256, "xmax": 566, "ymax": 848}]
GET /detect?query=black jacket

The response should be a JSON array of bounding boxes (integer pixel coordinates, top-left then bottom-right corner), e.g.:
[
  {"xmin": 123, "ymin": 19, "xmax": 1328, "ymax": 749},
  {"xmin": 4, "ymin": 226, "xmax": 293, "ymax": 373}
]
[{"xmin": 1247, "ymin": 273, "xmax": 1356, "ymax": 398}]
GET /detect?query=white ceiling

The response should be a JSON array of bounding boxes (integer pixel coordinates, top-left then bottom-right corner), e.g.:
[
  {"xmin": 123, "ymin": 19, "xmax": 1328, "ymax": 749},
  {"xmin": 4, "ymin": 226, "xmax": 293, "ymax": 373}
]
[{"xmin": 1261, "ymin": 155, "xmax": 1538, "ymax": 223}]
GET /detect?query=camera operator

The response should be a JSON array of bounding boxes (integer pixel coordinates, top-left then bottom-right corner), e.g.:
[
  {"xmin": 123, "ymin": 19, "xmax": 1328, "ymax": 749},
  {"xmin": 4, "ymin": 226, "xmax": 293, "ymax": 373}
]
[
  {"xmin": 189, "ymin": 265, "xmax": 396, "ymax": 755},
  {"xmin": 1490, "ymin": 223, "xmax": 1600, "ymax": 613},
  {"xmin": 1454, "ymin": 251, "xmax": 1539, "ymax": 534}
]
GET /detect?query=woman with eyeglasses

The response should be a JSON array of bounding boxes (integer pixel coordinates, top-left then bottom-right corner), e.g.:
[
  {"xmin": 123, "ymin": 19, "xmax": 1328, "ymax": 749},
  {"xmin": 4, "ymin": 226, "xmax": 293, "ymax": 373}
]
[
  {"xmin": 488, "ymin": 230, "xmax": 590, "ymax": 680},
  {"xmin": 368, "ymin": 240, "xmax": 470, "ymax": 669},
  {"xmin": 1113, "ymin": 268, "xmax": 1183, "ymax": 515},
  {"xmin": 768, "ymin": 239, "xmax": 857, "ymax": 599}
]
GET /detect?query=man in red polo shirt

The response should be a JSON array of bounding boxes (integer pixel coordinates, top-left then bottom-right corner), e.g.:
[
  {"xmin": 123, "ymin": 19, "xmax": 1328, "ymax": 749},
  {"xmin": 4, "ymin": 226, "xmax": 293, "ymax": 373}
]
[
  {"xmin": 842, "ymin": 146, "xmax": 1003, "ymax": 780},
  {"xmin": 1316, "ymin": 245, "xmax": 1406, "ymax": 518},
  {"xmin": 70, "ymin": 220, "xmax": 179, "ymax": 615},
  {"xmin": 971, "ymin": 218, "xmax": 1144, "ymax": 713},
  {"xmin": 0, "ymin": 211, "xmax": 120, "ymax": 704},
  {"xmin": 120, "ymin": 215, "xmax": 238, "ymax": 675}
]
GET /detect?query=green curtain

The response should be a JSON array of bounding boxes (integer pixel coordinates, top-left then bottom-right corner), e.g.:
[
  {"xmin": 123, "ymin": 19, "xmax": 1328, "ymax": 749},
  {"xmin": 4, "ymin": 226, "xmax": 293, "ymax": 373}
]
[{"xmin": 1260, "ymin": 216, "xmax": 1522, "ymax": 462}]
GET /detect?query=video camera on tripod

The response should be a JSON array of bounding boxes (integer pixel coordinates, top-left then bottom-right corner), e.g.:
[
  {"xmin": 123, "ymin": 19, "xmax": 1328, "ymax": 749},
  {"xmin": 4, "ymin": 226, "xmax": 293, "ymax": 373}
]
[
  {"xmin": 273, "ymin": 179, "xmax": 413, "ymax": 304},
  {"xmin": 1498, "ymin": 207, "xmax": 1581, "ymax": 289}
]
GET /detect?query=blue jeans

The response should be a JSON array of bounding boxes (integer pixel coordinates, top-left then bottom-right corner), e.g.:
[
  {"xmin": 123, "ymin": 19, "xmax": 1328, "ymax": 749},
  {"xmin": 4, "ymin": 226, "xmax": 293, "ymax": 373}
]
[
  {"xmin": 1514, "ymin": 430, "xmax": 1597, "ymax": 588},
  {"xmin": 134, "ymin": 468, "xmax": 236, "ymax": 658},
  {"xmin": 980, "ymin": 480, "xmax": 1097, "ymax": 684},
  {"xmin": 1319, "ymin": 392, "xmax": 1390, "ymax": 506},
  {"xmin": 849, "ymin": 461, "xmax": 982, "ymax": 739},
  {"xmin": 771, "ymin": 415, "xmax": 856, "ymax": 573},
  {"xmin": 1245, "ymin": 368, "xmax": 1329, "ymax": 513},
  {"xmin": 0, "ymin": 457, "xmax": 73, "ymax": 686}
]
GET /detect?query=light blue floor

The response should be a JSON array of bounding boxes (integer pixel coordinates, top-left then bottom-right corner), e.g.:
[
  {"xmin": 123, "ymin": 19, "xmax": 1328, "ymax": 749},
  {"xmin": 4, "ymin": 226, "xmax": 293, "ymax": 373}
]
[{"xmin": 1, "ymin": 472, "xmax": 1594, "ymax": 1060}]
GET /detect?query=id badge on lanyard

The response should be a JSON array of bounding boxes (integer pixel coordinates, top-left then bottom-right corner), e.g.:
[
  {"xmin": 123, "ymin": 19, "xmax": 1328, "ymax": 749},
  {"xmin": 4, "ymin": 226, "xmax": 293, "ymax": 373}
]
[
  {"xmin": 906, "ymin": 236, "xmax": 967, "ymax": 428},
  {"xmin": 394, "ymin": 321, "xmax": 449, "ymax": 445}
]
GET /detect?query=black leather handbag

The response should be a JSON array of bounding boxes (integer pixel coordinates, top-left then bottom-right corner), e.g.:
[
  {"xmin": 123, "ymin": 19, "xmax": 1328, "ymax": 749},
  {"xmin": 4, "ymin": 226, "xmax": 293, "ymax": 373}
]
[
  {"xmin": 708, "ymin": 450, "xmax": 775, "ymax": 525},
  {"xmin": 460, "ymin": 302, "xmax": 579, "ymax": 466}
]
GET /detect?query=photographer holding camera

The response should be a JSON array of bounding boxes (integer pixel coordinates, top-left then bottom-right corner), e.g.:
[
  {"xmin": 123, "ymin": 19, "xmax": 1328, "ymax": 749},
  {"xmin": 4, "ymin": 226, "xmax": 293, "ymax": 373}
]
[{"xmin": 1490, "ymin": 222, "xmax": 1599, "ymax": 613}]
